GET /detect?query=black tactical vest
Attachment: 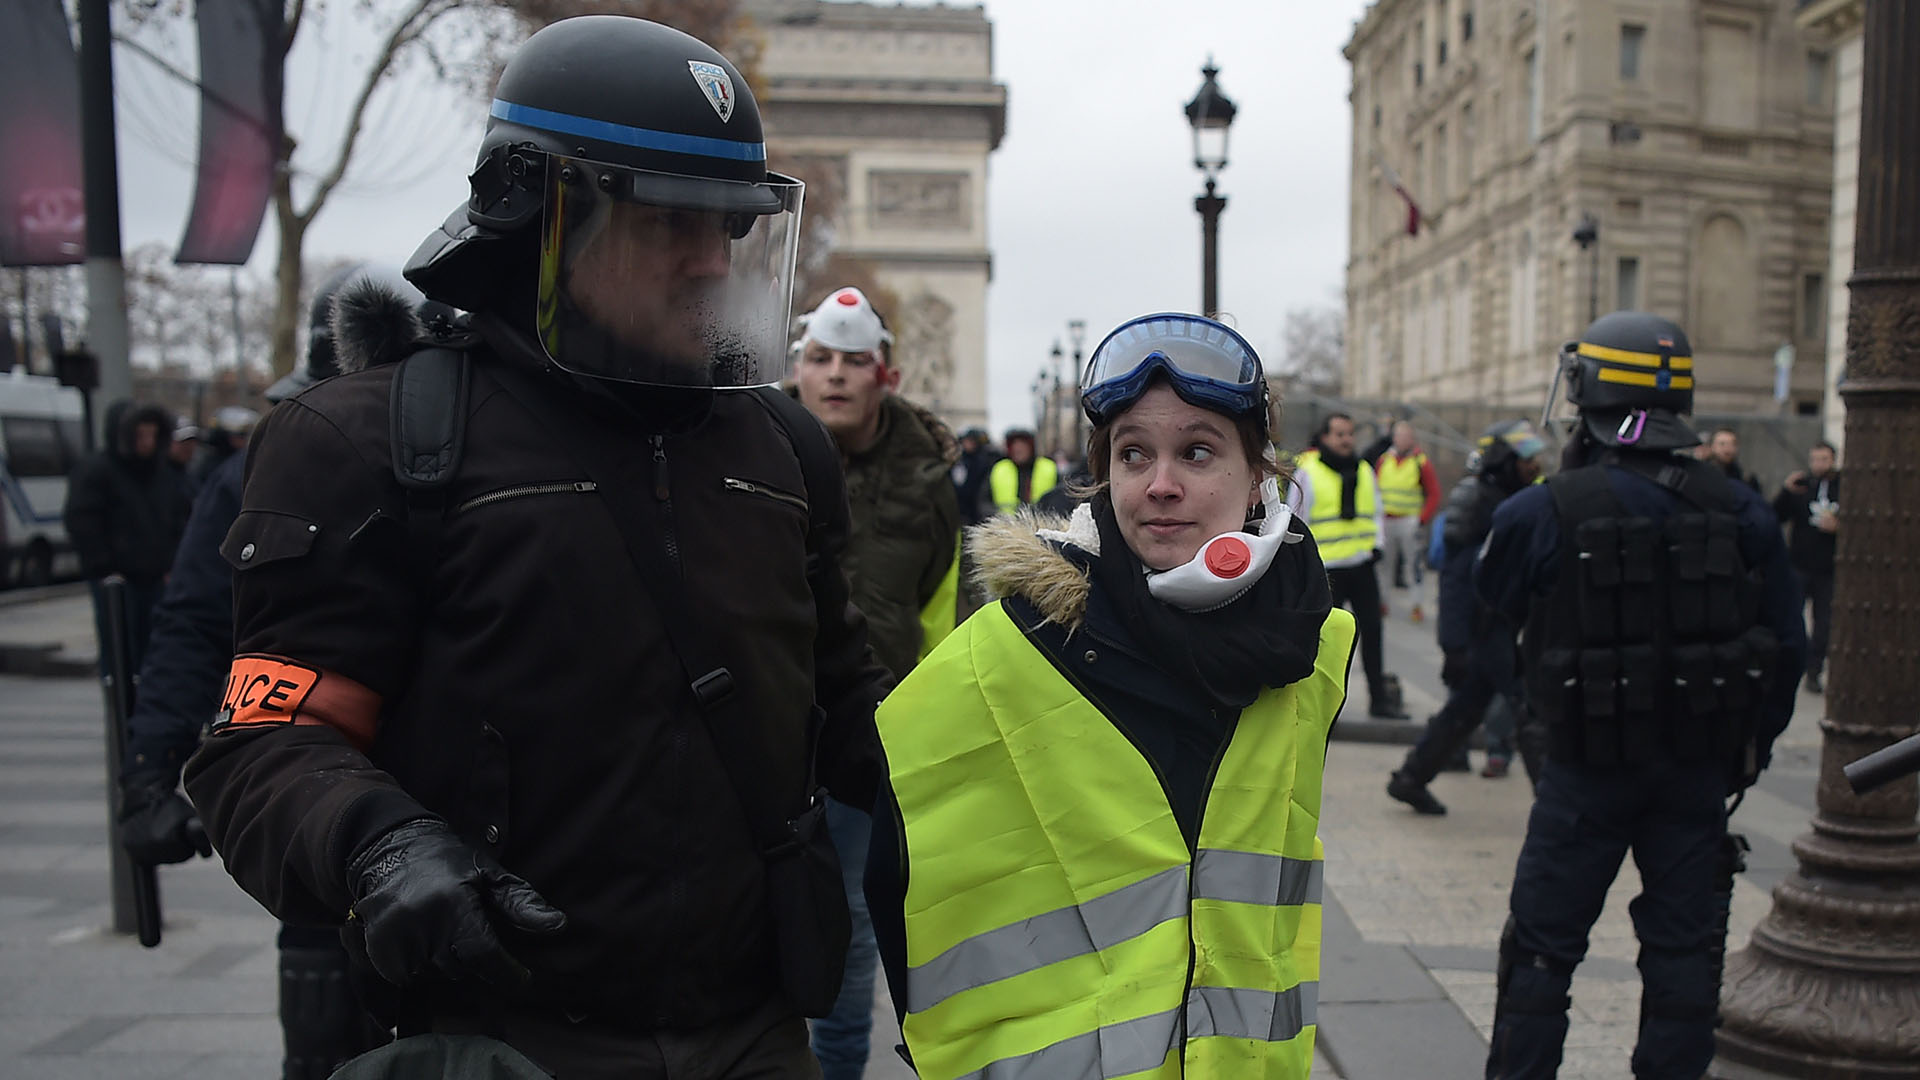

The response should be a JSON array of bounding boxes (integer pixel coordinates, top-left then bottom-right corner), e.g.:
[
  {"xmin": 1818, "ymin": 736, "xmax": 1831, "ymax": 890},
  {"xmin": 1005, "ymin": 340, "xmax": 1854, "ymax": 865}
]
[{"xmin": 1522, "ymin": 453, "xmax": 1778, "ymax": 771}]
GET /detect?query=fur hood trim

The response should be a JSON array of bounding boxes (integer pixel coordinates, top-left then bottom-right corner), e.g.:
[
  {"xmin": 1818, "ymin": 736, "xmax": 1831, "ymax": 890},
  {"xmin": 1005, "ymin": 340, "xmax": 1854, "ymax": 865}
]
[
  {"xmin": 967, "ymin": 503, "xmax": 1100, "ymax": 629},
  {"xmin": 332, "ymin": 279, "xmax": 425, "ymax": 373}
]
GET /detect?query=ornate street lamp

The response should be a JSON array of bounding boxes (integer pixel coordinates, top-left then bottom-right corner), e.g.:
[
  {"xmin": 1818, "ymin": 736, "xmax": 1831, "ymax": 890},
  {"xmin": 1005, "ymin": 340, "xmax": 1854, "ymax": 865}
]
[
  {"xmin": 1185, "ymin": 59, "xmax": 1237, "ymax": 318},
  {"xmin": 1711, "ymin": 2, "xmax": 1920, "ymax": 1074}
]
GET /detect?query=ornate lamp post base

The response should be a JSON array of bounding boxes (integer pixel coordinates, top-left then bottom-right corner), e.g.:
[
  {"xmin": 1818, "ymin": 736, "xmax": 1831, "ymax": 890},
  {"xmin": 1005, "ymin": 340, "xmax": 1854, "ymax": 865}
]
[{"xmin": 1709, "ymin": 4, "xmax": 1920, "ymax": 1074}]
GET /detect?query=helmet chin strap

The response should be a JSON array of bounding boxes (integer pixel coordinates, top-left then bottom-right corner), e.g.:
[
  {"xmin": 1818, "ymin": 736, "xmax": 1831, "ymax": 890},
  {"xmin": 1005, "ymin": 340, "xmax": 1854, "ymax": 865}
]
[{"xmin": 1145, "ymin": 477, "xmax": 1303, "ymax": 612}]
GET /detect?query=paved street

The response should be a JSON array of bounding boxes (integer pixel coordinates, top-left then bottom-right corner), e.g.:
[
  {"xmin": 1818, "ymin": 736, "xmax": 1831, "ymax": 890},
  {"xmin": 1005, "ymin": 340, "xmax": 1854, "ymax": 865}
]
[{"xmin": 0, "ymin": 586, "xmax": 1823, "ymax": 1078}]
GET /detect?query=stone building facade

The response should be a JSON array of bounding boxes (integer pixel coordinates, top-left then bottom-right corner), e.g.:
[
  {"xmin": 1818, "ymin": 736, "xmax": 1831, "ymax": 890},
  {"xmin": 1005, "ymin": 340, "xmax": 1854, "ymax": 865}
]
[
  {"xmin": 1796, "ymin": 0, "xmax": 1863, "ymax": 453},
  {"xmin": 743, "ymin": 0, "xmax": 1007, "ymax": 429},
  {"xmin": 1343, "ymin": 0, "xmax": 1834, "ymax": 414}
]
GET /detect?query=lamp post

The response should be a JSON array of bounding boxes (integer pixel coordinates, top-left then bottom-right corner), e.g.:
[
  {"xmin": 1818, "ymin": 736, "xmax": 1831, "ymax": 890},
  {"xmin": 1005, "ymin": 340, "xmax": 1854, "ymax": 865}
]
[
  {"xmin": 1711, "ymin": 2, "xmax": 1920, "ymax": 1074},
  {"xmin": 1185, "ymin": 59, "xmax": 1237, "ymax": 318},
  {"xmin": 1068, "ymin": 319, "xmax": 1087, "ymax": 458},
  {"xmin": 1048, "ymin": 339, "xmax": 1066, "ymax": 458},
  {"xmin": 1572, "ymin": 212, "xmax": 1599, "ymax": 325}
]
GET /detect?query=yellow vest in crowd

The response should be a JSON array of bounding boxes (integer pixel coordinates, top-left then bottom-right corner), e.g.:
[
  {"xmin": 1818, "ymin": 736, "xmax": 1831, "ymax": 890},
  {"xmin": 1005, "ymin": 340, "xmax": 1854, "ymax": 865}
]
[
  {"xmin": 1297, "ymin": 449, "xmax": 1379, "ymax": 565},
  {"xmin": 1375, "ymin": 451, "xmax": 1428, "ymax": 518},
  {"xmin": 989, "ymin": 456, "xmax": 1059, "ymax": 513},
  {"xmin": 875, "ymin": 601, "xmax": 1357, "ymax": 1079}
]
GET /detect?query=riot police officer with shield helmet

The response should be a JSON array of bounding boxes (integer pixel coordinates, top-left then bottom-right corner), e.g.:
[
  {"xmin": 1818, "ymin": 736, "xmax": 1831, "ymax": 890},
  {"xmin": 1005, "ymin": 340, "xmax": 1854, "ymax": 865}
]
[
  {"xmin": 1478, "ymin": 312, "xmax": 1805, "ymax": 1079},
  {"xmin": 185, "ymin": 17, "xmax": 888, "ymax": 1078}
]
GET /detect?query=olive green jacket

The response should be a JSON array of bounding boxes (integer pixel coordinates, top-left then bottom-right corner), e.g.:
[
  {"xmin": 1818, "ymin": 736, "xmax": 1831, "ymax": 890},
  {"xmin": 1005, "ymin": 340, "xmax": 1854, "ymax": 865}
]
[{"xmin": 836, "ymin": 394, "xmax": 962, "ymax": 683}]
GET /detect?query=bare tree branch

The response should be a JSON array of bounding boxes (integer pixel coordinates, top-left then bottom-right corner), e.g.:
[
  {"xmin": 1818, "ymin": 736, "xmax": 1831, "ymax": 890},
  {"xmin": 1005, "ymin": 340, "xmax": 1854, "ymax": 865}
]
[{"xmin": 293, "ymin": 0, "xmax": 453, "ymax": 226}]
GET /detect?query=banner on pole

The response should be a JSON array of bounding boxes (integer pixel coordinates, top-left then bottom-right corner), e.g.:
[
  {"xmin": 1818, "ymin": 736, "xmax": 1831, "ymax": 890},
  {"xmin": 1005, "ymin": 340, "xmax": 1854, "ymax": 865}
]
[
  {"xmin": 0, "ymin": 1, "xmax": 86, "ymax": 266},
  {"xmin": 175, "ymin": 0, "xmax": 283, "ymax": 266}
]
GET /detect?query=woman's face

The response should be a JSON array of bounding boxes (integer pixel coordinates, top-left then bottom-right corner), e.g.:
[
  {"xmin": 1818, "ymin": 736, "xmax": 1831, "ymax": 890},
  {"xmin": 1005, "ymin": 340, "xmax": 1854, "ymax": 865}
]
[{"xmin": 1108, "ymin": 384, "xmax": 1259, "ymax": 571}]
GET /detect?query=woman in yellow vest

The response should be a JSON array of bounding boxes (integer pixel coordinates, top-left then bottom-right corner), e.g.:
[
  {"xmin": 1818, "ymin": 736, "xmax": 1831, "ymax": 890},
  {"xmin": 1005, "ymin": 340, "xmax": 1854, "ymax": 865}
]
[{"xmin": 866, "ymin": 313, "xmax": 1357, "ymax": 1080}]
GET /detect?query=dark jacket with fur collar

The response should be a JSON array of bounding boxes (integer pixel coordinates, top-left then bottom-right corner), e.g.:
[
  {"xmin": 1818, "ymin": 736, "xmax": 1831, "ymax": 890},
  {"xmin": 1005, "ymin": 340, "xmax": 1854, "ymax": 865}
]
[{"xmin": 186, "ymin": 284, "xmax": 888, "ymax": 1027}]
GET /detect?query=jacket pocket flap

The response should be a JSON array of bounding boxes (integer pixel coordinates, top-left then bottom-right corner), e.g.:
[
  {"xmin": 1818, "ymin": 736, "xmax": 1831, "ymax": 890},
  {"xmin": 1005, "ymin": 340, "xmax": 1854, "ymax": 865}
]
[{"xmin": 222, "ymin": 510, "xmax": 319, "ymax": 571}]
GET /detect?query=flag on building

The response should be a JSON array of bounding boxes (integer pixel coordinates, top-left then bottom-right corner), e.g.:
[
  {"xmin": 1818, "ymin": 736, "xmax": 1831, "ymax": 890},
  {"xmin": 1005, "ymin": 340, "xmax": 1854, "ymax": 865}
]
[{"xmin": 1374, "ymin": 152, "xmax": 1423, "ymax": 237}]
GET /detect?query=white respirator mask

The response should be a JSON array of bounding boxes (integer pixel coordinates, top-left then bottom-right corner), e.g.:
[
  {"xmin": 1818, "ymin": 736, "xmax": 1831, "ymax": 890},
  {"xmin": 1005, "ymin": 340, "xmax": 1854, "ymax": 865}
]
[{"xmin": 1144, "ymin": 477, "xmax": 1302, "ymax": 611}]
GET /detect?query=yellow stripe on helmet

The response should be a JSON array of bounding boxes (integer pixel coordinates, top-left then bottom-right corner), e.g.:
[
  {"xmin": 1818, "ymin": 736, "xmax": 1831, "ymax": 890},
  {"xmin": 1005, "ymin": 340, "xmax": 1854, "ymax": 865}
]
[
  {"xmin": 1577, "ymin": 341, "xmax": 1694, "ymax": 371},
  {"xmin": 1596, "ymin": 367, "xmax": 1693, "ymax": 390}
]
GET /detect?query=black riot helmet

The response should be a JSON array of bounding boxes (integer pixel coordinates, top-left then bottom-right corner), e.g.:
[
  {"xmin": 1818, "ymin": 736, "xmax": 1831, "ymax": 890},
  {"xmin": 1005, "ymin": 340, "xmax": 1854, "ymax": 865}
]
[
  {"xmin": 1558, "ymin": 310, "xmax": 1700, "ymax": 451},
  {"xmin": 404, "ymin": 16, "xmax": 804, "ymax": 391}
]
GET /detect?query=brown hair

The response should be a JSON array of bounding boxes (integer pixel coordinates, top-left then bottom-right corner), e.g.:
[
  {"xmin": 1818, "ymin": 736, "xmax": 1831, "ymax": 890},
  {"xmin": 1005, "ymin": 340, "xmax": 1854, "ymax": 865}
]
[{"xmin": 1076, "ymin": 391, "xmax": 1286, "ymax": 497}]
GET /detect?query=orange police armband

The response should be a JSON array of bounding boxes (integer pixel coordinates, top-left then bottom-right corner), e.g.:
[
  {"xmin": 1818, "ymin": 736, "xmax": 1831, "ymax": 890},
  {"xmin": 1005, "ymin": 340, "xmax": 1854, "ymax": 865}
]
[{"xmin": 215, "ymin": 655, "xmax": 320, "ymax": 730}]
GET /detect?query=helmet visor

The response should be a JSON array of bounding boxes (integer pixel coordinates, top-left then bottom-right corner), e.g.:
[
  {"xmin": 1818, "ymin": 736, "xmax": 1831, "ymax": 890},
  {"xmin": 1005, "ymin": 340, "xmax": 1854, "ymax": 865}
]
[
  {"xmin": 1082, "ymin": 313, "xmax": 1265, "ymax": 424},
  {"xmin": 536, "ymin": 154, "xmax": 804, "ymax": 388}
]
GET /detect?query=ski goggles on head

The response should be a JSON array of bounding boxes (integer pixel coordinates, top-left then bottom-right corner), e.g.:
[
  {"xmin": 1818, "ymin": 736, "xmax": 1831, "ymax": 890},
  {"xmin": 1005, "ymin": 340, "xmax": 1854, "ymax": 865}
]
[{"xmin": 1081, "ymin": 313, "xmax": 1268, "ymax": 425}]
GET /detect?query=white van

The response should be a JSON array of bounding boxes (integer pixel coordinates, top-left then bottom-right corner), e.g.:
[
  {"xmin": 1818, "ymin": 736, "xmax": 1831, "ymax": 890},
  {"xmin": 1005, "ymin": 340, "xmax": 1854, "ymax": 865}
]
[{"xmin": 0, "ymin": 370, "xmax": 88, "ymax": 587}]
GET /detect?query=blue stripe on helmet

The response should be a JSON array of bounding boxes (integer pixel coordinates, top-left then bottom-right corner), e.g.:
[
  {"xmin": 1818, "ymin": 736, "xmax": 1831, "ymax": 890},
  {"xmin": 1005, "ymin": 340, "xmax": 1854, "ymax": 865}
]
[{"xmin": 490, "ymin": 100, "xmax": 767, "ymax": 163}]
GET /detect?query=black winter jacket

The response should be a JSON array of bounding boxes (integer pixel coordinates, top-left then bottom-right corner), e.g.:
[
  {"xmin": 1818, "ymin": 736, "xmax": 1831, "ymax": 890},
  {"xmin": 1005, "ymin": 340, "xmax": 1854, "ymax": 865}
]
[
  {"xmin": 184, "ymin": 308, "xmax": 889, "ymax": 1029},
  {"xmin": 63, "ymin": 403, "xmax": 189, "ymax": 582},
  {"xmin": 123, "ymin": 451, "xmax": 246, "ymax": 783}
]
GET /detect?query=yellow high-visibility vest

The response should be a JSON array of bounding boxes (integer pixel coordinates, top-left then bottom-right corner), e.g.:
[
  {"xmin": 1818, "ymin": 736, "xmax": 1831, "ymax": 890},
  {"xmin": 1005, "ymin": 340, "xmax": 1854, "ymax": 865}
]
[
  {"xmin": 989, "ymin": 457, "xmax": 1058, "ymax": 513},
  {"xmin": 1376, "ymin": 451, "xmax": 1428, "ymax": 518},
  {"xmin": 876, "ymin": 600, "xmax": 1357, "ymax": 1080},
  {"xmin": 1298, "ymin": 449, "xmax": 1379, "ymax": 565},
  {"xmin": 916, "ymin": 539, "xmax": 962, "ymax": 662}
]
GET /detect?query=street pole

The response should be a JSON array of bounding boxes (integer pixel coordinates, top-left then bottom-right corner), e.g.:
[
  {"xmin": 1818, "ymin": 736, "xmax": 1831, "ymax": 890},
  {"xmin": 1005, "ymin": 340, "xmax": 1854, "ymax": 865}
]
[
  {"xmin": 1712, "ymin": 1, "xmax": 1920, "ymax": 1074},
  {"xmin": 77, "ymin": 0, "xmax": 131, "ymax": 445},
  {"xmin": 1069, "ymin": 320, "xmax": 1087, "ymax": 462},
  {"xmin": 1197, "ymin": 179, "xmax": 1226, "ymax": 318},
  {"xmin": 1587, "ymin": 242, "xmax": 1599, "ymax": 324},
  {"xmin": 229, "ymin": 269, "xmax": 247, "ymax": 397}
]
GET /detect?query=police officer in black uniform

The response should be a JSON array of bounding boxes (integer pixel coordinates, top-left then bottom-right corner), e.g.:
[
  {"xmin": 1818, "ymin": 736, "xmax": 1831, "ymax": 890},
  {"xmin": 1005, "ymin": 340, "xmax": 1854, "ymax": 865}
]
[
  {"xmin": 1387, "ymin": 419, "xmax": 1550, "ymax": 815},
  {"xmin": 184, "ymin": 17, "xmax": 886, "ymax": 1079},
  {"xmin": 1478, "ymin": 312, "xmax": 1805, "ymax": 1079},
  {"xmin": 117, "ymin": 266, "xmax": 419, "ymax": 1079}
]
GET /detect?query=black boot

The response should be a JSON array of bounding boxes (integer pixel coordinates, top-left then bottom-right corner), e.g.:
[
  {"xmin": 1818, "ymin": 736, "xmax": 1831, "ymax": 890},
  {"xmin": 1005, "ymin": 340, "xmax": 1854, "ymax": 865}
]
[
  {"xmin": 1387, "ymin": 770, "xmax": 1448, "ymax": 815},
  {"xmin": 280, "ymin": 943, "xmax": 392, "ymax": 1080}
]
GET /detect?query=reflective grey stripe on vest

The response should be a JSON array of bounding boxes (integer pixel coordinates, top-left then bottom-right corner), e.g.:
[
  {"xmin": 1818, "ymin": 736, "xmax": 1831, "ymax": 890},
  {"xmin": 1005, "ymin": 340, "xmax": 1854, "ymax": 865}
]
[
  {"xmin": 1186, "ymin": 982, "xmax": 1320, "ymax": 1044},
  {"xmin": 1193, "ymin": 850, "xmax": 1324, "ymax": 906},
  {"xmin": 907, "ymin": 864, "xmax": 1189, "ymax": 1014},
  {"xmin": 955, "ymin": 1005, "xmax": 1182, "ymax": 1080}
]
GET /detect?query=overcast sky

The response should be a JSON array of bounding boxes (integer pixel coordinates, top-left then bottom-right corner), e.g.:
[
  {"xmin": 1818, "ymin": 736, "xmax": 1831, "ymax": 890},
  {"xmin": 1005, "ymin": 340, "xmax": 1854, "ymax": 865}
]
[{"xmin": 110, "ymin": 0, "xmax": 1372, "ymax": 434}]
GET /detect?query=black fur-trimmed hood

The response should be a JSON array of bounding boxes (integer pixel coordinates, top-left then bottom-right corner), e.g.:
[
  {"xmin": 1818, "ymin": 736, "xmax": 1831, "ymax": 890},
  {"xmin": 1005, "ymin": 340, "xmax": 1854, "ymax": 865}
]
[{"xmin": 330, "ymin": 279, "xmax": 427, "ymax": 373}]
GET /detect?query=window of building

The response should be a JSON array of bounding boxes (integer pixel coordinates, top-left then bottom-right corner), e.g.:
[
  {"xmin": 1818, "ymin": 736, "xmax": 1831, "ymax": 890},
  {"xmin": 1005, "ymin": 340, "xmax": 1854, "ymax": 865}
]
[
  {"xmin": 1795, "ymin": 401, "xmax": 1820, "ymax": 417},
  {"xmin": 1414, "ymin": 20, "xmax": 1426, "ymax": 88},
  {"xmin": 1462, "ymin": 5, "xmax": 1474, "ymax": 42},
  {"xmin": 1373, "ymin": 104, "xmax": 1382, "ymax": 129},
  {"xmin": 1803, "ymin": 272, "xmax": 1826, "ymax": 339},
  {"xmin": 1460, "ymin": 101, "xmax": 1475, "ymax": 185},
  {"xmin": 1526, "ymin": 49, "xmax": 1541, "ymax": 142},
  {"xmin": 1438, "ymin": 1, "xmax": 1450, "ymax": 64},
  {"xmin": 1616, "ymin": 257, "xmax": 1641, "ymax": 312},
  {"xmin": 1412, "ymin": 140, "xmax": 1424, "ymax": 202},
  {"xmin": 1807, "ymin": 50, "xmax": 1830, "ymax": 107},
  {"xmin": 1434, "ymin": 123, "xmax": 1448, "ymax": 204},
  {"xmin": 1620, "ymin": 24, "xmax": 1645, "ymax": 81}
]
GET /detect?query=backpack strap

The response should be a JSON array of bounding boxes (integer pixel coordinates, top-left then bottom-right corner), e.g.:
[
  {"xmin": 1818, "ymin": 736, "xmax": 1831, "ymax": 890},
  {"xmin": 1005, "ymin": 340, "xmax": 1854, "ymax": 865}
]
[
  {"xmin": 749, "ymin": 386, "xmax": 843, "ymax": 583},
  {"xmin": 388, "ymin": 347, "xmax": 472, "ymax": 561},
  {"xmin": 1605, "ymin": 452, "xmax": 1739, "ymax": 516}
]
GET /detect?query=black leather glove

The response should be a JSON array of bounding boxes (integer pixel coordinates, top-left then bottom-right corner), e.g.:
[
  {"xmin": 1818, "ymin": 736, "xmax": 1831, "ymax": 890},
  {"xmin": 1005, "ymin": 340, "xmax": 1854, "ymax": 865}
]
[
  {"xmin": 1440, "ymin": 650, "xmax": 1471, "ymax": 690},
  {"xmin": 118, "ymin": 772, "xmax": 212, "ymax": 865},
  {"xmin": 347, "ymin": 819, "xmax": 567, "ymax": 992}
]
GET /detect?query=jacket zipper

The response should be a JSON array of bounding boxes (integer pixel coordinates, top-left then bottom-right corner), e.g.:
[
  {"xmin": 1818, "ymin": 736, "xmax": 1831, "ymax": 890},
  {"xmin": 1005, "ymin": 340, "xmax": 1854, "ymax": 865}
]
[
  {"xmin": 653, "ymin": 435, "xmax": 680, "ymax": 575},
  {"xmin": 453, "ymin": 481, "xmax": 596, "ymax": 515},
  {"xmin": 722, "ymin": 476, "xmax": 808, "ymax": 515}
]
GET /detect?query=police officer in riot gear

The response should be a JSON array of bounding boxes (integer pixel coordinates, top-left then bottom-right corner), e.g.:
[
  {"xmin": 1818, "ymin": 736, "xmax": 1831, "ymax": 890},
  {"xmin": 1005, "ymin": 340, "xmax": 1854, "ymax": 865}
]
[
  {"xmin": 186, "ymin": 17, "xmax": 887, "ymax": 1079},
  {"xmin": 119, "ymin": 265, "xmax": 417, "ymax": 1078},
  {"xmin": 1387, "ymin": 419, "xmax": 1550, "ymax": 815},
  {"xmin": 1478, "ymin": 312, "xmax": 1805, "ymax": 1079}
]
